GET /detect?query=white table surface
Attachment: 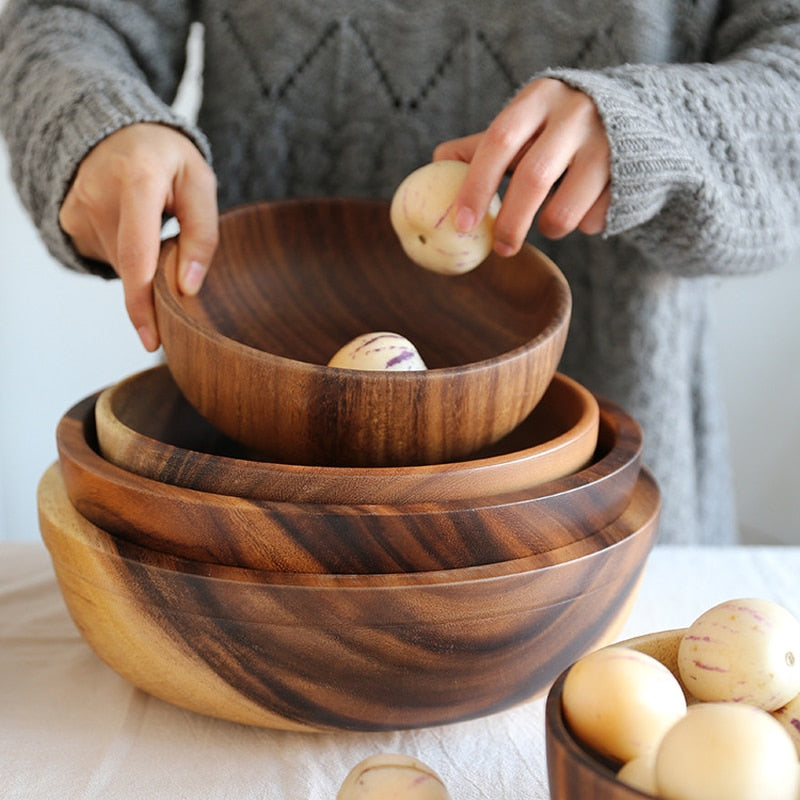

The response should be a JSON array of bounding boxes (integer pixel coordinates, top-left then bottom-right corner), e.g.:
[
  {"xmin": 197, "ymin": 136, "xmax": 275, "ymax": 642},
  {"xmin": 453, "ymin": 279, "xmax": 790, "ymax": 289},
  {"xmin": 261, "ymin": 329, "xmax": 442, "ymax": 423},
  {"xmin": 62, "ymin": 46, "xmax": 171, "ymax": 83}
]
[{"xmin": 2, "ymin": 541, "xmax": 799, "ymax": 799}]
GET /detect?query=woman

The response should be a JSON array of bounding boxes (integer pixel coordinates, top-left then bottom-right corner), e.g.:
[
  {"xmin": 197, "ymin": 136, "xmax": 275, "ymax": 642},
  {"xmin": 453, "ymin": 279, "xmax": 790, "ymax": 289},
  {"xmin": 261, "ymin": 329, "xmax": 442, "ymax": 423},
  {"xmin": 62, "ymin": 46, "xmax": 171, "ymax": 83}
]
[{"xmin": 2, "ymin": 1, "xmax": 800, "ymax": 544}]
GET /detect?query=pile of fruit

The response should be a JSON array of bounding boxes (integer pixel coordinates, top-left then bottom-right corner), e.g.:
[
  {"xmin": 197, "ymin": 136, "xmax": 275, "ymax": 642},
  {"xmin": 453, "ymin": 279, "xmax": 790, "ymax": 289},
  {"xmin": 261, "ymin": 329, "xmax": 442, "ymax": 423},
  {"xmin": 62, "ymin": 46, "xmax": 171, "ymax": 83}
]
[{"xmin": 563, "ymin": 597, "xmax": 800, "ymax": 800}]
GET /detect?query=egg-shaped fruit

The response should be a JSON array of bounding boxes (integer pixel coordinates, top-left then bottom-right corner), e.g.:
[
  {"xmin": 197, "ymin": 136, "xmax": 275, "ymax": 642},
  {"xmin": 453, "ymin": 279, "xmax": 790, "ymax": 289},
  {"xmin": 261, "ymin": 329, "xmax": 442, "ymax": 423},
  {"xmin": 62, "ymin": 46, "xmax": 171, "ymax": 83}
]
[
  {"xmin": 562, "ymin": 646, "xmax": 687, "ymax": 763},
  {"xmin": 390, "ymin": 160, "xmax": 501, "ymax": 275}
]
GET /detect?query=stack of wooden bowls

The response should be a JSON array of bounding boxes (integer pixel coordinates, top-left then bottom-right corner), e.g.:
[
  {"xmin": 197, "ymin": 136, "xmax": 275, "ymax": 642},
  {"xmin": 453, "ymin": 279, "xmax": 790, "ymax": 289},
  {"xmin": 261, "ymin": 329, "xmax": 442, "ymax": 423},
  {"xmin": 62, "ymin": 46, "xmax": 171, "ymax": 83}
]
[{"xmin": 38, "ymin": 199, "xmax": 661, "ymax": 733}]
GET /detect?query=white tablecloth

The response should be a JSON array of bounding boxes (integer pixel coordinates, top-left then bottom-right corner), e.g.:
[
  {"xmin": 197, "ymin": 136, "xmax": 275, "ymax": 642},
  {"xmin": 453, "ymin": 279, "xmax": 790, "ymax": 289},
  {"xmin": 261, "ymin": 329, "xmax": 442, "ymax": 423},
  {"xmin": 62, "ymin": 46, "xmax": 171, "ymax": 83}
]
[{"xmin": 2, "ymin": 542, "xmax": 799, "ymax": 799}]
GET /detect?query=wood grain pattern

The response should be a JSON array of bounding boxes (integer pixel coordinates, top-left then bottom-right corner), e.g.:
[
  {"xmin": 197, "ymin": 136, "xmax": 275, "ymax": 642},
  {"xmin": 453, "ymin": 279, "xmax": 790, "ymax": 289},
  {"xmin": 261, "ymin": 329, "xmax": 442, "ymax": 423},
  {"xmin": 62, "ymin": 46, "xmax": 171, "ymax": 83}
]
[
  {"xmin": 545, "ymin": 630, "xmax": 687, "ymax": 800},
  {"xmin": 58, "ymin": 391, "xmax": 641, "ymax": 573},
  {"xmin": 95, "ymin": 366, "xmax": 599, "ymax": 504},
  {"xmin": 153, "ymin": 198, "xmax": 572, "ymax": 467},
  {"xmin": 38, "ymin": 463, "xmax": 660, "ymax": 732}
]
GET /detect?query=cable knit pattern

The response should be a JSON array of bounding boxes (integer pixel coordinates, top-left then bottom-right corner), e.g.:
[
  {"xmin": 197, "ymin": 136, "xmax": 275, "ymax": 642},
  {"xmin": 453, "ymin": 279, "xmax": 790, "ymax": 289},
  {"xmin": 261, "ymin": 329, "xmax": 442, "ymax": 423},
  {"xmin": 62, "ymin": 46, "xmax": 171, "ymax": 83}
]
[{"xmin": 2, "ymin": 0, "xmax": 800, "ymax": 543}]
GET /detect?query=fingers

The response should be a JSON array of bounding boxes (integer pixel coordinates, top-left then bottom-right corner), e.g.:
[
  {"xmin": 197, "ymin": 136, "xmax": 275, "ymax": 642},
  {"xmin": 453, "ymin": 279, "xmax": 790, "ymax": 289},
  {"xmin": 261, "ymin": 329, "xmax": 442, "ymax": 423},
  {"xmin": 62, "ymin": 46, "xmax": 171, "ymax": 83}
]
[
  {"xmin": 432, "ymin": 133, "xmax": 482, "ymax": 164},
  {"xmin": 432, "ymin": 133, "xmax": 490, "ymax": 232},
  {"xmin": 577, "ymin": 185, "xmax": 611, "ymax": 235},
  {"xmin": 58, "ymin": 123, "xmax": 219, "ymax": 351},
  {"xmin": 532, "ymin": 133, "xmax": 610, "ymax": 241},
  {"xmin": 435, "ymin": 79, "xmax": 611, "ymax": 254},
  {"xmin": 116, "ymin": 178, "xmax": 167, "ymax": 352},
  {"xmin": 173, "ymin": 159, "xmax": 218, "ymax": 297}
]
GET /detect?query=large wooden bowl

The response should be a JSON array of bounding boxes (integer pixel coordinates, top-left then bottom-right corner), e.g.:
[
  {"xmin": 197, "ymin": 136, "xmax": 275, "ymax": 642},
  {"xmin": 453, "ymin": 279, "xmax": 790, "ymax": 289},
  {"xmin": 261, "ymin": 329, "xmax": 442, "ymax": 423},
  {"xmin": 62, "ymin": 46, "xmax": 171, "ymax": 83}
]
[
  {"xmin": 153, "ymin": 198, "xmax": 571, "ymax": 467},
  {"xmin": 38, "ymin": 462, "xmax": 659, "ymax": 732},
  {"xmin": 95, "ymin": 366, "xmax": 599, "ymax": 504},
  {"xmin": 58, "ymin": 391, "xmax": 642, "ymax": 573},
  {"xmin": 545, "ymin": 630, "xmax": 688, "ymax": 799}
]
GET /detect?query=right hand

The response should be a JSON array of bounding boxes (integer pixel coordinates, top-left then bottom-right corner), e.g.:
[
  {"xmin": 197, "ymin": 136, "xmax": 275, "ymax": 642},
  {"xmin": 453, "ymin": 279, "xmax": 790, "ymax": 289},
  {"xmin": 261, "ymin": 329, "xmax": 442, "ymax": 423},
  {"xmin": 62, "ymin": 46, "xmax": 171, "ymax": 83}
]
[{"xmin": 59, "ymin": 122, "xmax": 219, "ymax": 351}]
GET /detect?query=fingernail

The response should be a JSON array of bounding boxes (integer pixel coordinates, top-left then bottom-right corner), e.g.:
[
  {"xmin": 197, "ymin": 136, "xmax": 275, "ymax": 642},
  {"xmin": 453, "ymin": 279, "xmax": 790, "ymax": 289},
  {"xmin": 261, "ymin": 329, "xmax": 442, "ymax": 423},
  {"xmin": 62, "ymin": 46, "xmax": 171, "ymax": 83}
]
[
  {"xmin": 137, "ymin": 325, "xmax": 159, "ymax": 352},
  {"xmin": 455, "ymin": 207, "xmax": 476, "ymax": 232},
  {"xmin": 494, "ymin": 240, "xmax": 515, "ymax": 258},
  {"xmin": 181, "ymin": 260, "xmax": 206, "ymax": 294}
]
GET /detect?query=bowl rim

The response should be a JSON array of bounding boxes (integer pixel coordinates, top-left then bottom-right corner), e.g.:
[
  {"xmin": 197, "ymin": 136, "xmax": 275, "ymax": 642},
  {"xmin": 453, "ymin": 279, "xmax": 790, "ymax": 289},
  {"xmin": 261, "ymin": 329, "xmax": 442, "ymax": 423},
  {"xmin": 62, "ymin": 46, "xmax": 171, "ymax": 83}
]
[
  {"xmin": 58, "ymin": 388, "xmax": 644, "ymax": 573},
  {"xmin": 95, "ymin": 366, "xmax": 599, "ymax": 489},
  {"xmin": 153, "ymin": 197, "xmax": 573, "ymax": 378},
  {"xmin": 69, "ymin": 389, "xmax": 640, "ymax": 516},
  {"xmin": 41, "ymin": 460, "xmax": 660, "ymax": 591}
]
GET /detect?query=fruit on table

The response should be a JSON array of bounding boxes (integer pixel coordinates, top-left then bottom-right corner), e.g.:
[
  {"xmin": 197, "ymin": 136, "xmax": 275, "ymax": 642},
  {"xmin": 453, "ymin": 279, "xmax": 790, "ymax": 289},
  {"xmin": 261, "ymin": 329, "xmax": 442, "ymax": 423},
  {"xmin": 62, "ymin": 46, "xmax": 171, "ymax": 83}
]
[
  {"xmin": 336, "ymin": 753, "xmax": 451, "ymax": 799},
  {"xmin": 390, "ymin": 160, "xmax": 501, "ymax": 275},
  {"xmin": 561, "ymin": 646, "xmax": 687, "ymax": 763},
  {"xmin": 677, "ymin": 597, "xmax": 800, "ymax": 711},
  {"xmin": 616, "ymin": 750, "xmax": 659, "ymax": 795},
  {"xmin": 654, "ymin": 702, "xmax": 799, "ymax": 800},
  {"xmin": 327, "ymin": 332, "xmax": 427, "ymax": 371}
]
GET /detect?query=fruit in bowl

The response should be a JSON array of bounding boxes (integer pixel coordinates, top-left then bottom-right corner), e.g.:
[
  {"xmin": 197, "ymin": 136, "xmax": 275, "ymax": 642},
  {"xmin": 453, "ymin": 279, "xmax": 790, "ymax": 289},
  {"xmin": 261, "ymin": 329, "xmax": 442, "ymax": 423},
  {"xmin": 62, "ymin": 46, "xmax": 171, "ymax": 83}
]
[
  {"xmin": 154, "ymin": 198, "xmax": 571, "ymax": 467},
  {"xmin": 546, "ymin": 597, "xmax": 800, "ymax": 800}
]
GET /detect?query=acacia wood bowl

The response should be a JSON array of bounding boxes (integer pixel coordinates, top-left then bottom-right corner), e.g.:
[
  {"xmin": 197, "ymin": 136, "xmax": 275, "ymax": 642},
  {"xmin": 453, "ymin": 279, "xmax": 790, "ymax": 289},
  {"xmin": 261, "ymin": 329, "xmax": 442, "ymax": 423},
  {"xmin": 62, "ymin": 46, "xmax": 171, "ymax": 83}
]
[
  {"xmin": 38, "ymin": 462, "xmax": 660, "ymax": 732},
  {"xmin": 545, "ymin": 630, "xmax": 688, "ymax": 799},
  {"xmin": 58, "ymin": 390, "xmax": 641, "ymax": 573},
  {"xmin": 94, "ymin": 366, "xmax": 599, "ymax": 504},
  {"xmin": 153, "ymin": 198, "xmax": 571, "ymax": 467}
]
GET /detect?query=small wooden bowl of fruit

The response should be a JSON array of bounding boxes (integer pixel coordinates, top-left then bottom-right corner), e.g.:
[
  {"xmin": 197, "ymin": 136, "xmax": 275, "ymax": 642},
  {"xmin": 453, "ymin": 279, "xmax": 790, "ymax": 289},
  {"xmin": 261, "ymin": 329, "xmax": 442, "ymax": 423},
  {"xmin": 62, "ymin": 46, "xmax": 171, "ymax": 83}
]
[
  {"xmin": 153, "ymin": 195, "xmax": 571, "ymax": 468},
  {"xmin": 545, "ymin": 599, "xmax": 800, "ymax": 800}
]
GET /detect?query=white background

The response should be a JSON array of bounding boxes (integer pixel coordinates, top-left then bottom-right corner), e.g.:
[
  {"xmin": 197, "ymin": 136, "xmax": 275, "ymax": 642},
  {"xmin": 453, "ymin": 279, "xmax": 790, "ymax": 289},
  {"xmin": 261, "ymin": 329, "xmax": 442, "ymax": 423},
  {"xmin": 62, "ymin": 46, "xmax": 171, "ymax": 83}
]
[{"xmin": 1, "ymin": 22, "xmax": 798, "ymax": 545}]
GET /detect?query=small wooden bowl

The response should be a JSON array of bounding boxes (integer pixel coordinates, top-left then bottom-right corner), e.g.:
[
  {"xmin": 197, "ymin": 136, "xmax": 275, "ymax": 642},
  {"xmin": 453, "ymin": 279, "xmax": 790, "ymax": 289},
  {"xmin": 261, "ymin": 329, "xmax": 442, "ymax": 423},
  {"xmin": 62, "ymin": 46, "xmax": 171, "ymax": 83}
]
[
  {"xmin": 153, "ymin": 198, "xmax": 571, "ymax": 467},
  {"xmin": 545, "ymin": 630, "xmax": 688, "ymax": 800},
  {"xmin": 59, "ymin": 391, "xmax": 641, "ymax": 573},
  {"xmin": 95, "ymin": 366, "xmax": 599, "ymax": 504},
  {"xmin": 38, "ymin": 462, "xmax": 660, "ymax": 732}
]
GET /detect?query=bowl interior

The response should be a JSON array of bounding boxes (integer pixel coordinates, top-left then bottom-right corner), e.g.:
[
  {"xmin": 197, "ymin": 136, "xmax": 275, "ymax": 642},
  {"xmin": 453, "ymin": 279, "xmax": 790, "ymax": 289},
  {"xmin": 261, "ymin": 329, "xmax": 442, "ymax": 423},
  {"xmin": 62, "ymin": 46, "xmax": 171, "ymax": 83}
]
[
  {"xmin": 176, "ymin": 198, "xmax": 568, "ymax": 369},
  {"xmin": 545, "ymin": 630, "xmax": 687, "ymax": 800},
  {"xmin": 95, "ymin": 366, "xmax": 600, "ymax": 504}
]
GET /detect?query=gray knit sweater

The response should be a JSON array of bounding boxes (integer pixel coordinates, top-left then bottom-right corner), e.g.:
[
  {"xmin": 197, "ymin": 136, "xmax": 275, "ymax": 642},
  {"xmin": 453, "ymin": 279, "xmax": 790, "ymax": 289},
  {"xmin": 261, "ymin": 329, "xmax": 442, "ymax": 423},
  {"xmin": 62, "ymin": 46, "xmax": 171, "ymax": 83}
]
[{"xmin": 3, "ymin": 1, "xmax": 800, "ymax": 544}]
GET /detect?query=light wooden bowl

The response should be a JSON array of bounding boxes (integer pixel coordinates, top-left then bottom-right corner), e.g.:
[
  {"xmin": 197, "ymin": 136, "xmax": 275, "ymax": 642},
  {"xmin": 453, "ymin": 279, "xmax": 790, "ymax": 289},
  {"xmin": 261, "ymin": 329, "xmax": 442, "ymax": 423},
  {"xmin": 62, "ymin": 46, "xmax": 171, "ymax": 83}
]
[
  {"xmin": 95, "ymin": 366, "xmax": 599, "ymax": 504},
  {"xmin": 38, "ymin": 462, "xmax": 660, "ymax": 732},
  {"xmin": 59, "ymin": 391, "xmax": 641, "ymax": 573},
  {"xmin": 153, "ymin": 198, "xmax": 571, "ymax": 467},
  {"xmin": 545, "ymin": 630, "xmax": 688, "ymax": 800}
]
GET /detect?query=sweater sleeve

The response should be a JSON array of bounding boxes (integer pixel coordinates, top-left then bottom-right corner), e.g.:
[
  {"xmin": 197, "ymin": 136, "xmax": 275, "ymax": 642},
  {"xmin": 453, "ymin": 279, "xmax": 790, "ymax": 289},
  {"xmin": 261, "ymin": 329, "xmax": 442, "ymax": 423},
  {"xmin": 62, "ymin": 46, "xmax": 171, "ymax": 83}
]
[
  {"xmin": 543, "ymin": 0, "xmax": 800, "ymax": 278},
  {"xmin": 0, "ymin": 0, "xmax": 211, "ymax": 278}
]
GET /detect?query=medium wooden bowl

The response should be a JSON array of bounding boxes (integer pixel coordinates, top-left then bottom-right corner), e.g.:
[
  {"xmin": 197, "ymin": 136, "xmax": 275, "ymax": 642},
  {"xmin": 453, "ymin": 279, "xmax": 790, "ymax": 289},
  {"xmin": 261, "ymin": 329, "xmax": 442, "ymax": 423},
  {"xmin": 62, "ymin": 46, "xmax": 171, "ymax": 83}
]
[
  {"xmin": 153, "ymin": 198, "xmax": 571, "ymax": 467},
  {"xmin": 38, "ymin": 462, "xmax": 659, "ymax": 732},
  {"xmin": 95, "ymin": 366, "xmax": 599, "ymax": 504},
  {"xmin": 545, "ymin": 630, "xmax": 687, "ymax": 800},
  {"xmin": 59, "ymin": 391, "xmax": 641, "ymax": 573}
]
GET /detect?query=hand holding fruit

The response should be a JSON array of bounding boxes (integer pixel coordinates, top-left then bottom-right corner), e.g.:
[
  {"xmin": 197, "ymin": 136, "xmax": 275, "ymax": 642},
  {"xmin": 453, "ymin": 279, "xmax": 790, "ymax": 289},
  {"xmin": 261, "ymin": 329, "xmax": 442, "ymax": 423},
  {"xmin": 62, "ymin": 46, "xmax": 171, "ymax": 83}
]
[
  {"xmin": 433, "ymin": 77, "xmax": 611, "ymax": 256},
  {"xmin": 390, "ymin": 160, "xmax": 501, "ymax": 275}
]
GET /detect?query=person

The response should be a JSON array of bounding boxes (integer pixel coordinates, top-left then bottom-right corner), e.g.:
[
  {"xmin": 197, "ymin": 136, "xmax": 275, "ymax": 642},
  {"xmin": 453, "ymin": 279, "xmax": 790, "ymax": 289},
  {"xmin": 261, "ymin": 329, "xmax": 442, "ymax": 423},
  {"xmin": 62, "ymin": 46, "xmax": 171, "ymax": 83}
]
[{"xmin": 2, "ymin": 1, "xmax": 799, "ymax": 545}]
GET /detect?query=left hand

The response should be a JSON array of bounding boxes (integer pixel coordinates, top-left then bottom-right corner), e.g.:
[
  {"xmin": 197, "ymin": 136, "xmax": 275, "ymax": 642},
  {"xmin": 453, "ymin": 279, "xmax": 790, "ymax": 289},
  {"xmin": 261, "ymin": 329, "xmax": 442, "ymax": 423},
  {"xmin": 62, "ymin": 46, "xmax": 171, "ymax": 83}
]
[{"xmin": 433, "ymin": 78, "xmax": 611, "ymax": 256}]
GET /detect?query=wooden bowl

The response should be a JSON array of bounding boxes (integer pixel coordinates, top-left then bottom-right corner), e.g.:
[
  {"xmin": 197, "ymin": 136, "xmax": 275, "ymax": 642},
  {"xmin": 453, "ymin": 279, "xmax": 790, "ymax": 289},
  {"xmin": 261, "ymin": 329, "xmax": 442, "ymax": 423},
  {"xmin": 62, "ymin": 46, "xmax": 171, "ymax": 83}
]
[
  {"xmin": 38, "ymin": 462, "xmax": 659, "ymax": 732},
  {"xmin": 95, "ymin": 366, "xmax": 599, "ymax": 504},
  {"xmin": 58, "ymin": 391, "xmax": 641, "ymax": 573},
  {"xmin": 545, "ymin": 630, "xmax": 688, "ymax": 800},
  {"xmin": 153, "ymin": 198, "xmax": 571, "ymax": 467}
]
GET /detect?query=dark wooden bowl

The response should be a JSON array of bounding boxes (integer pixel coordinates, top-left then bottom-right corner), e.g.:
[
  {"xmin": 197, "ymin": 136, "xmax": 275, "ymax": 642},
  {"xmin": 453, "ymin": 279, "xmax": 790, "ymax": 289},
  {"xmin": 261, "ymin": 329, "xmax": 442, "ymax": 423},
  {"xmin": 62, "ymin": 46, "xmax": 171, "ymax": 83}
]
[
  {"xmin": 153, "ymin": 198, "xmax": 571, "ymax": 467},
  {"xmin": 58, "ymin": 390, "xmax": 642, "ymax": 573},
  {"xmin": 545, "ymin": 630, "xmax": 687, "ymax": 799},
  {"xmin": 38, "ymin": 462, "xmax": 660, "ymax": 732},
  {"xmin": 95, "ymin": 366, "xmax": 599, "ymax": 504}
]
